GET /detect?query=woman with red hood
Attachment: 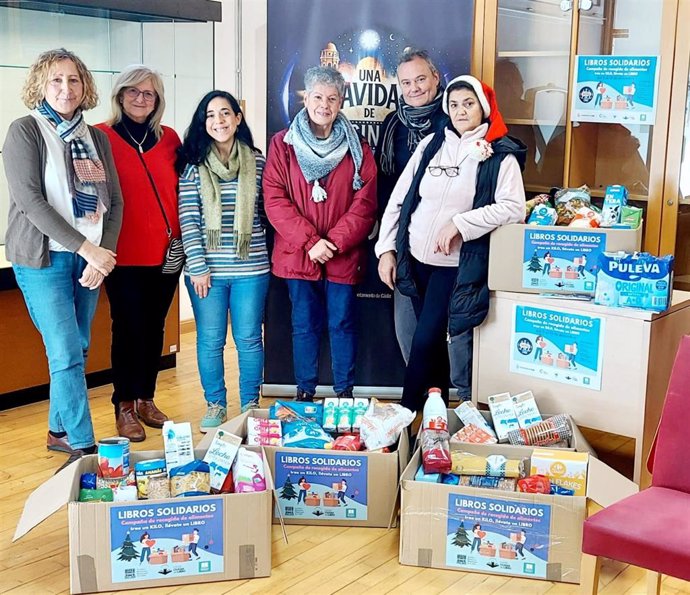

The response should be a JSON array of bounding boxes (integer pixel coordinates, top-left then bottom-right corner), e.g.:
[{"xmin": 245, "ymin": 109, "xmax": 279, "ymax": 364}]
[{"xmin": 375, "ymin": 75, "xmax": 526, "ymax": 413}]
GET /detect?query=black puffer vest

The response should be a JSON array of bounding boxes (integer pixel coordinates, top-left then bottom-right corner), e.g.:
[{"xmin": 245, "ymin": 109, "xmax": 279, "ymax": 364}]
[{"xmin": 395, "ymin": 128, "xmax": 526, "ymax": 337}]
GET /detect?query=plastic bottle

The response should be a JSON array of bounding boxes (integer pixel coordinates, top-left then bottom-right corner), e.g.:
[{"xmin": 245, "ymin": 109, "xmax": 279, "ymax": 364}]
[{"xmin": 422, "ymin": 387, "xmax": 448, "ymax": 432}]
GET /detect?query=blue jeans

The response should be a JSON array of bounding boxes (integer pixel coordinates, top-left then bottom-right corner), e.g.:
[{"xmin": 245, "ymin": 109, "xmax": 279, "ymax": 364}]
[
  {"xmin": 13, "ymin": 251, "xmax": 99, "ymax": 449},
  {"xmin": 286, "ymin": 279, "xmax": 357, "ymax": 395},
  {"xmin": 186, "ymin": 273, "xmax": 269, "ymax": 409}
]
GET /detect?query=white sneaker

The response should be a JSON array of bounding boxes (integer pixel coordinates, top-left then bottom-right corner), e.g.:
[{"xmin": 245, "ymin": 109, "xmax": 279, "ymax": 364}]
[{"xmin": 200, "ymin": 402, "xmax": 227, "ymax": 433}]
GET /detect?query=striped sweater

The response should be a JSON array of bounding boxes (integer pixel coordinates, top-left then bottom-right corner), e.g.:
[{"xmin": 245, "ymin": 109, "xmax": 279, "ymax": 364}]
[{"xmin": 178, "ymin": 154, "xmax": 269, "ymax": 278}]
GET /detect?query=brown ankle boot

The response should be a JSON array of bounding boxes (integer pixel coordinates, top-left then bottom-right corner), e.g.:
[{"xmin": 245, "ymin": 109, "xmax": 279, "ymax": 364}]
[
  {"xmin": 116, "ymin": 401, "xmax": 146, "ymax": 442},
  {"xmin": 136, "ymin": 399, "xmax": 169, "ymax": 429}
]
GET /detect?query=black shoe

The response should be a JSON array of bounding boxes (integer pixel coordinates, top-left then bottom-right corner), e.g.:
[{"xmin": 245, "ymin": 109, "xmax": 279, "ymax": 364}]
[
  {"xmin": 55, "ymin": 450, "xmax": 84, "ymax": 474},
  {"xmin": 335, "ymin": 388, "xmax": 353, "ymax": 399},
  {"xmin": 295, "ymin": 388, "xmax": 314, "ymax": 402}
]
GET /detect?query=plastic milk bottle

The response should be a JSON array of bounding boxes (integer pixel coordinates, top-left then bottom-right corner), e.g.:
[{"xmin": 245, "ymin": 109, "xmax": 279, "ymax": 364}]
[{"xmin": 423, "ymin": 388, "xmax": 448, "ymax": 433}]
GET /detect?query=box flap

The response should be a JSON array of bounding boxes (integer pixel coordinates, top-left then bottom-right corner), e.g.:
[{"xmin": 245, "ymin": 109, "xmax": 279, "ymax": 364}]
[
  {"xmin": 586, "ymin": 456, "xmax": 638, "ymax": 507},
  {"xmin": 13, "ymin": 455, "xmax": 85, "ymax": 541},
  {"xmin": 197, "ymin": 411, "xmax": 250, "ymax": 451}
]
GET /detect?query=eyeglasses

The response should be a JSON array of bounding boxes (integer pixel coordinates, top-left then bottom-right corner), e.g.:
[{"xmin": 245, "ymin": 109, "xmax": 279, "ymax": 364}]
[
  {"xmin": 427, "ymin": 165, "xmax": 460, "ymax": 177},
  {"xmin": 123, "ymin": 87, "xmax": 157, "ymax": 103}
]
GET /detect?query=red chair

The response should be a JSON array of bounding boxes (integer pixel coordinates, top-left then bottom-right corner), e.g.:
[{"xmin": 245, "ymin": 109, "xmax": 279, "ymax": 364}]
[{"xmin": 580, "ymin": 335, "xmax": 690, "ymax": 594}]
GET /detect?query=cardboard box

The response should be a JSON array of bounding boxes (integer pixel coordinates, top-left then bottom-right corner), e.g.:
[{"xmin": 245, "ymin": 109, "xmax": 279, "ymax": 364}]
[
  {"xmin": 489, "ymin": 223, "xmax": 642, "ymax": 295},
  {"xmin": 398, "ymin": 442, "xmax": 637, "ymax": 583},
  {"xmin": 14, "ymin": 447, "xmax": 275, "ymax": 594},
  {"xmin": 201, "ymin": 409, "xmax": 410, "ymax": 528}
]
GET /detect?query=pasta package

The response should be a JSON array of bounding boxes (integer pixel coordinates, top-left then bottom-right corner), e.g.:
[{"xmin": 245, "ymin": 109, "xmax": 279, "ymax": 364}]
[
  {"xmin": 169, "ymin": 460, "xmax": 211, "ymax": 497},
  {"xmin": 451, "ymin": 451, "xmax": 525, "ymax": 478}
]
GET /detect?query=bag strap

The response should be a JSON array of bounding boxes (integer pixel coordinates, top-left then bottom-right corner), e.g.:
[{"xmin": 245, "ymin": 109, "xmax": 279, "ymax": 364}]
[{"xmin": 135, "ymin": 150, "xmax": 172, "ymax": 238}]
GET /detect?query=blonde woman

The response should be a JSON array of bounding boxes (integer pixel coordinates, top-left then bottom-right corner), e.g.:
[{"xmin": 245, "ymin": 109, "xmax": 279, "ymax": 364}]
[
  {"xmin": 2, "ymin": 48, "xmax": 123, "ymax": 460},
  {"xmin": 96, "ymin": 65, "xmax": 181, "ymax": 441}
]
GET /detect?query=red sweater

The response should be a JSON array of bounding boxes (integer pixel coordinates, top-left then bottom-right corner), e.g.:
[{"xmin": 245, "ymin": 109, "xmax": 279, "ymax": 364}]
[
  {"xmin": 95, "ymin": 124, "xmax": 181, "ymax": 266},
  {"xmin": 263, "ymin": 129, "xmax": 377, "ymax": 284}
]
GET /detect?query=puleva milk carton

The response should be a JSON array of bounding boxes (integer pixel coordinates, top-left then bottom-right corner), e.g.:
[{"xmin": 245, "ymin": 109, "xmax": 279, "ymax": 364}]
[{"xmin": 595, "ymin": 251, "xmax": 674, "ymax": 312}]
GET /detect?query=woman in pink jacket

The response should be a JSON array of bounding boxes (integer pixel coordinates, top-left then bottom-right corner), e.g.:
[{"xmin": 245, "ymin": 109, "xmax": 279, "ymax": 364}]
[{"xmin": 263, "ymin": 66, "xmax": 377, "ymax": 402}]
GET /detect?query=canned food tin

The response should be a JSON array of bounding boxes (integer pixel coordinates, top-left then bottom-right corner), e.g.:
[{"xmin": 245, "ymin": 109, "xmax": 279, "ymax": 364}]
[{"xmin": 98, "ymin": 437, "xmax": 130, "ymax": 478}]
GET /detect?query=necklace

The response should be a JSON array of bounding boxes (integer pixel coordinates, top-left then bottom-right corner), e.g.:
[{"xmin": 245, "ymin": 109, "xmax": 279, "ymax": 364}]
[{"xmin": 122, "ymin": 122, "xmax": 149, "ymax": 154}]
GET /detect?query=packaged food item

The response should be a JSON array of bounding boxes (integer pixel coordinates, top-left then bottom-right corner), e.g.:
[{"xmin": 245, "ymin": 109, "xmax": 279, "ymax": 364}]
[
  {"xmin": 203, "ymin": 429, "xmax": 242, "ymax": 492},
  {"xmin": 414, "ymin": 465, "xmax": 441, "ymax": 483},
  {"xmin": 458, "ymin": 475, "xmax": 518, "ymax": 491},
  {"xmin": 247, "ymin": 417, "xmax": 282, "ymax": 446},
  {"xmin": 530, "ymin": 449, "xmax": 589, "ymax": 496},
  {"xmin": 282, "ymin": 419, "xmax": 333, "ymax": 449},
  {"xmin": 80, "ymin": 472, "xmax": 97, "ymax": 490},
  {"xmin": 487, "ymin": 392, "xmax": 519, "ymax": 441},
  {"xmin": 568, "ymin": 206, "xmax": 601, "ymax": 228},
  {"xmin": 169, "ymin": 460, "xmax": 211, "ymax": 497},
  {"xmin": 595, "ymin": 251, "xmax": 674, "ymax": 312},
  {"xmin": 78, "ymin": 488, "xmax": 114, "ymax": 502},
  {"xmin": 337, "ymin": 397, "xmax": 354, "ymax": 433},
  {"xmin": 147, "ymin": 475, "xmax": 171, "ymax": 500},
  {"xmin": 322, "ymin": 397, "xmax": 339, "ymax": 432},
  {"xmin": 97, "ymin": 475, "xmax": 131, "ymax": 491},
  {"xmin": 271, "ymin": 400, "xmax": 323, "ymax": 424},
  {"xmin": 524, "ymin": 193, "xmax": 551, "ymax": 221},
  {"xmin": 232, "ymin": 448, "xmax": 266, "ymax": 493},
  {"xmin": 112, "ymin": 485, "xmax": 138, "ymax": 502},
  {"xmin": 441, "ymin": 473, "xmax": 460, "ymax": 485},
  {"xmin": 451, "ymin": 452, "xmax": 525, "ymax": 478},
  {"xmin": 450, "ymin": 423, "xmax": 497, "ymax": 445},
  {"xmin": 511, "ymin": 390, "xmax": 542, "ymax": 429},
  {"xmin": 620, "ymin": 205, "xmax": 643, "ymax": 229},
  {"xmin": 527, "ymin": 204, "xmax": 558, "ymax": 226},
  {"xmin": 352, "ymin": 397, "xmax": 369, "ymax": 433},
  {"xmin": 97, "ymin": 437, "xmax": 130, "ymax": 479},
  {"xmin": 454, "ymin": 401, "xmax": 497, "ymax": 439},
  {"xmin": 517, "ymin": 474, "xmax": 551, "ymax": 494},
  {"xmin": 217, "ymin": 471, "xmax": 234, "ymax": 494},
  {"xmin": 507, "ymin": 414, "xmax": 573, "ymax": 447},
  {"xmin": 332, "ymin": 434, "xmax": 362, "ymax": 451},
  {"xmin": 359, "ymin": 398, "xmax": 415, "ymax": 451},
  {"xmin": 162, "ymin": 421, "xmax": 195, "ymax": 471},
  {"xmin": 554, "ymin": 185, "xmax": 592, "ymax": 225},
  {"xmin": 550, "ymin": 484, "xmax": 575, "ymax": 496},
  {"xmin": 600, "ymin": 185, "xmax": 628, "ymax": 227},
  {"xmin": 135, "ymin": 459, "xmax": 168, "ymax": 500},
  {"xmin": 421, "ymin": 428, "xmax": 451, "ymax": 474}
]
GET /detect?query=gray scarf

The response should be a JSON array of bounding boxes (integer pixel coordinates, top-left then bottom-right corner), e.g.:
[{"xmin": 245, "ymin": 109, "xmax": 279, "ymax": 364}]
[{"xmin": 284, "ymin": 108, "xmax": 363, "ymax": 202}]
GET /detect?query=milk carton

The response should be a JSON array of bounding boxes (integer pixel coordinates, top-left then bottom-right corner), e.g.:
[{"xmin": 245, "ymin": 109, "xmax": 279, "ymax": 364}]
[
  {"xmin": 511, "ymin": 391, "xmax": 542, "ymax": 429},
  {"xmin": 595, "ymin": 251, "xmax": 674, "ymax": 312},
  {"xmin": 600, "ymin": 185, "xmax": 628, "ymax": 227},
  {"xmin": 487, "ymin": 393, "xmax": 520, "ymax": 441}
]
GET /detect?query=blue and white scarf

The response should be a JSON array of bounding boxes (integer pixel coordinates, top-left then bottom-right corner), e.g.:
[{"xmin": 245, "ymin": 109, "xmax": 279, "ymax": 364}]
[
  {"xmin": 284, "ymin": 108, "xmax": 363, "ymax": 202},
  {"xmin": 36, "ymin": 100, "xmax": 108, "ymax": 219}
]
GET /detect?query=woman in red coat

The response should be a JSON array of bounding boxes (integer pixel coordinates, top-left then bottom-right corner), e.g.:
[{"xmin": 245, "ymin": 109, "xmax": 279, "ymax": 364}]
[
  {"xmin": 263, "ymin": 66, "xmax": 377, "ymax": 401},
  {"xmin": 96, "ymin": 65, "xmax": 181, "ymax": 441}
]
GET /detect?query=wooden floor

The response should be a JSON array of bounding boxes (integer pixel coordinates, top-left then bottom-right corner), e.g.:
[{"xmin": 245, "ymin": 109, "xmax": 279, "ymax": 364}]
[{"xmin": 1, "ymin": 330, "xmax": 689, "ymax": 595}]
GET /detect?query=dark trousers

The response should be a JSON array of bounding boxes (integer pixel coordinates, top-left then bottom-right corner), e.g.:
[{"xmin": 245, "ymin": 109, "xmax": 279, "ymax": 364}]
[
  {"xmin": 105, "ymin": 266, "xmax": 178, "ymax": 408},
  {"xmin": 400, "ymin": 258, "xmax": 457, "ymax": 412}
]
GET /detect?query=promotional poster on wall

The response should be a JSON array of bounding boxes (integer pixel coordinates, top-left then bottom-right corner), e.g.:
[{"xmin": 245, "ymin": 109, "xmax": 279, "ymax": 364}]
[
  {"xmin": 109, "ymin": 499, "xmax": 224, "ymax": 583},
  {"xmin": 274, "ymin": 451, "xmax": 368, "ymax": 521},
  {"xmin": 445, "ymin": 494, "xmax": 552, "ymax": 578},
  {"xmin": 510, "ymin": 304, "xmax": 605, "ymax": 390},
  {"xmin": 571, "ymin": 55, "xmax": 659, "ymax": 124},
  {"xmin": 523, "ymin": 228, "xmax": 606, "ymax": 293}
]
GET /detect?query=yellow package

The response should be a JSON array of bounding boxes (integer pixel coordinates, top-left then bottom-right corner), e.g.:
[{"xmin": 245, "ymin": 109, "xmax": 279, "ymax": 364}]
[
  {"xmin": 530, "ymin": 449, "xmax": 589, "ymax": 496},
  {"xmin": 451, "ymin": 452, "xmax": 523, "ymax": 478}
]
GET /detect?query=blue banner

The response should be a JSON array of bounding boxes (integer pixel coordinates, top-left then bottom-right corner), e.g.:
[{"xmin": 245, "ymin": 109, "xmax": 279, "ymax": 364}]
[
  {"xmin": 571, "ymin": 55, "xmax": 659, "ymax": 125},
  {"xmin": 510, "ymin": 304, "xmax": 605, "ymax": 390},
  {"xmin": 446, "ymin": 494, "xmax": 552, "ymax": 578}
]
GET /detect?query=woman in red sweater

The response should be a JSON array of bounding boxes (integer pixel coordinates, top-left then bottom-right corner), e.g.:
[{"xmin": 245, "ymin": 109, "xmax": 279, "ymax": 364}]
[{"xmin": 96, "ymin": 65, "xmax": 181, "ymax": 441}]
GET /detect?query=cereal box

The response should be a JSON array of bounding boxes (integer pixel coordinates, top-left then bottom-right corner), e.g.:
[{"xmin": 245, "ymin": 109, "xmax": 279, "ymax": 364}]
[{"xmin": 530, "ymin": 449, "xmax": 589, "ymax": 496}]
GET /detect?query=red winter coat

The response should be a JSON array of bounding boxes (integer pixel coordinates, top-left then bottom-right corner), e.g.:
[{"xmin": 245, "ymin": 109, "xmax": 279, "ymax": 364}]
[{"xmin": 263, "ymin": 129, "xmax": 377, "ymax": 284}]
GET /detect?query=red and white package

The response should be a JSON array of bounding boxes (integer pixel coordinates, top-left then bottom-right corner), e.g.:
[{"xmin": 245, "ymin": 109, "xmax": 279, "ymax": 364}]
[
  {"xmin": 359, "ymin": 398, "xmax": 415, "ymax": 451},
  {"xmin": 421, "ymin": 429, "xmax": 452, "ymax": 474},
  {"xmin": 450, "ymin": 423, "xmax": 498, "ymax": 445},
  {"xmin": 332, "ymin": 434, "xmax": 363, "ymax": 451},
  {"xmin": 247, "ymin": 417, "xmax": 282, "ymax": 447}
]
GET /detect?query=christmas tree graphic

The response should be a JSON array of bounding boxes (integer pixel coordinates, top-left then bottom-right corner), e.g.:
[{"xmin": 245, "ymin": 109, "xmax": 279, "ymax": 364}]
[
  {"xmin": 117, "ymin": 531, "xmax": 139, "ymax": 561},
  {"xmin": 527, "ymin": 251, "xmax": 543, "ymax": 273},
  {"xmin": 280, "ymin": 476, "xmax": 297, "ymax": 500},
  {"xmin": 452, "ymin": 521, "xmax": 471, "ymax": 548}
]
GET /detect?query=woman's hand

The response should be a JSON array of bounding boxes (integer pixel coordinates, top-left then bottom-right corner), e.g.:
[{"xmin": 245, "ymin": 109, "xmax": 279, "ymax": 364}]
[
  {"xmin": 191, "ymin": 273, "xmax": 212, "ymax": 299},
  {"xmin": 308, "ymin": 238, "xmax": 338, "ymax": 264},
  {"xmin": 79, "ymin": 264, "xmax": 105, "ymax": 290},
  {"xmin": 434, "ymin": 222, "xmax": 461, "ymax": 256},
  {"xmin": 77, "ymin": 240, "xmax": 117, "ymax": 275},
  {"xmin": 378, "ymin": 251, "xmax": 397, "ymax": 290}
]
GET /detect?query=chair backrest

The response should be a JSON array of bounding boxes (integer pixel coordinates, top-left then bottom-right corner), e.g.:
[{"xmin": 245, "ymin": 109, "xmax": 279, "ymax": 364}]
[{"xmin": 651, "ymin": 335, "xmax": 690, "ymax": 492}]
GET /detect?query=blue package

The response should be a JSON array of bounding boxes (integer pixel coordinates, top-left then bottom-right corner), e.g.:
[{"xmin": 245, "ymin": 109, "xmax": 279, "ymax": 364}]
[
  {"xmin": 169, "ymin": 460, "xmax": 211, "ymax": 497},
  {"xmin": 550, "ymin": 484, "xmax": 575, "ymax": 496},
  {"xmin": 600, "ymin": 185, "xmax": 628, "ymax": 227},
  {"xmin": 527, "ymin": 204, "xmax": 558, "ymax": 226},
  {"xmin": 441, "ymin": 473, "xmax": 460, "ymax": 485},
  {"xmin": 270, "ymin": 400, "xmax": 324, "ymax": 424},
  {"xmin": 80, "ymin": 472, "xmax": 97, "ymax": 490},
  {"xmin": 595, "ymin": 252, "xmax": 674, "ymax": 312},
  {"xmin": 282, "ymin": 419, "xmax": 333, "ymax": 449},
  {"xmin": 415, "ymin": 465, "xmax": 441, "ymax": 483}
]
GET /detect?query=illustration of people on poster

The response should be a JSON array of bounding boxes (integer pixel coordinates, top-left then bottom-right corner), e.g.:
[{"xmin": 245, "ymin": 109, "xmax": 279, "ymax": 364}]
[
  {"xmin": 109, "ymin": 499, "xmax": 223, "ymax": 583},
  {"xmin": 510, "ymin": 304, "xmax": 605, "ymax": 390},
  {"xmin": 274, "ymin": 451, "xmax": 368, "ymax": 520},
  {"xmin": 446, "ymin": 494, "xmax": 552, "ymax": 578},
  {"xmin": 523, "ymin": 229, "xmax": 607, "ymax": 293},
  {"xmin": 571, "ymin": 55, "xmax": 659, "ymax": 124}
]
